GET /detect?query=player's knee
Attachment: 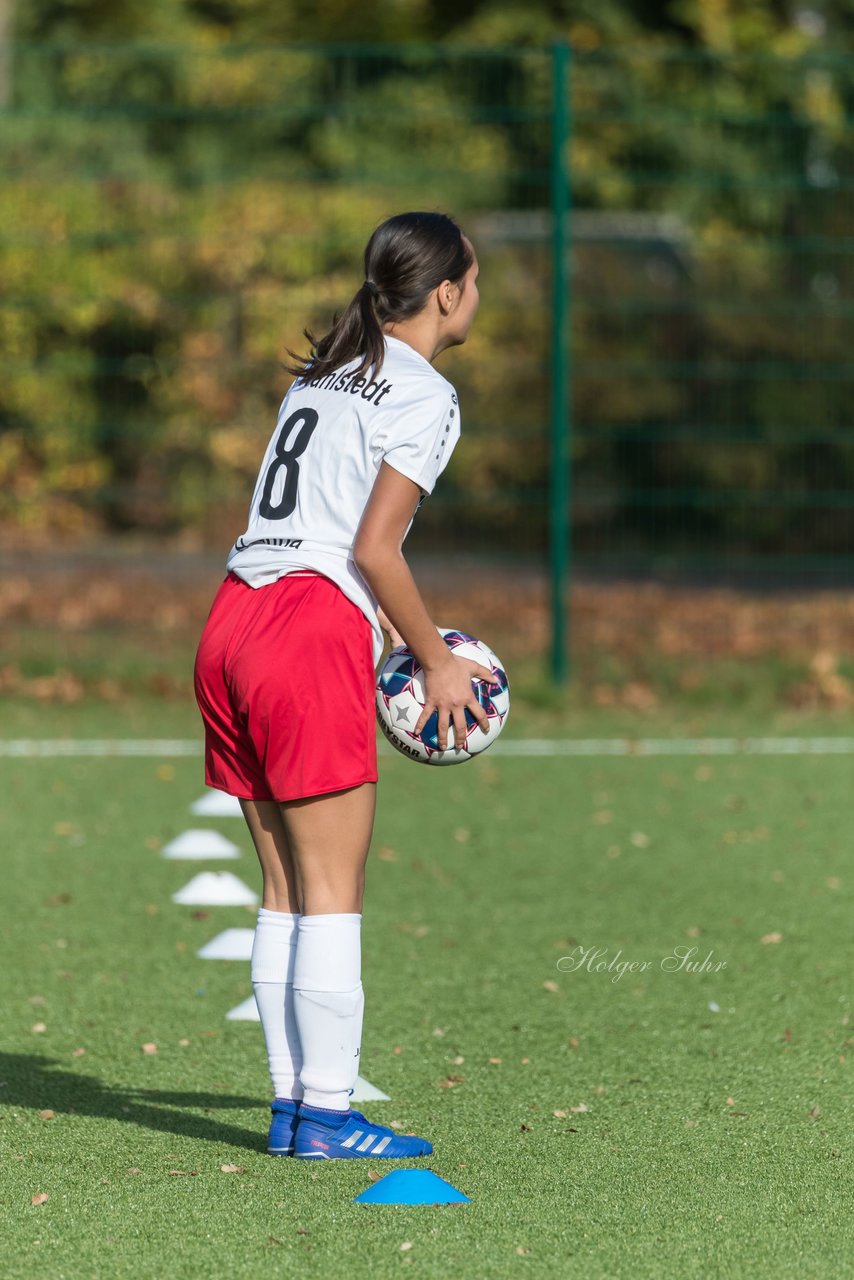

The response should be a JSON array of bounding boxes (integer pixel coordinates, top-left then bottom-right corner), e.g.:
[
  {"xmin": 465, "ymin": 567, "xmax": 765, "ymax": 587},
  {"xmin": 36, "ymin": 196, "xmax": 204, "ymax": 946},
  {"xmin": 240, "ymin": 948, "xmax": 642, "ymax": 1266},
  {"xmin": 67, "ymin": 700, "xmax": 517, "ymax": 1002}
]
[{"xmin": 296, "ymin": 867, "xmax": 365, "ymax": 915}]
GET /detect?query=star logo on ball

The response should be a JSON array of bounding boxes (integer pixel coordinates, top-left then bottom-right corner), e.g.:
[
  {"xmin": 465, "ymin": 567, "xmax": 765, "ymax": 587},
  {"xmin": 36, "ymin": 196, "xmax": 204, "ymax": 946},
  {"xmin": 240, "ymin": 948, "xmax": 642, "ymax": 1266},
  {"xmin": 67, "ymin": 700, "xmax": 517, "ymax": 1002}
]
[{"xmin": 394, "ymin": 705, "xmax": 412, "ymax": 723}]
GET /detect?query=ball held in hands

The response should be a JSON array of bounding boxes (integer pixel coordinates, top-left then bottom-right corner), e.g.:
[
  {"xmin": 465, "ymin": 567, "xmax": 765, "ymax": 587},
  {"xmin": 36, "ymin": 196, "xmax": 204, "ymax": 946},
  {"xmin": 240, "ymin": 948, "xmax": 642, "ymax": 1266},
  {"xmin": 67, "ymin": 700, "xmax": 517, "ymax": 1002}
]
[{"xmin": 376, "ymin": 628, "xmax": 510, "ymax": 765}]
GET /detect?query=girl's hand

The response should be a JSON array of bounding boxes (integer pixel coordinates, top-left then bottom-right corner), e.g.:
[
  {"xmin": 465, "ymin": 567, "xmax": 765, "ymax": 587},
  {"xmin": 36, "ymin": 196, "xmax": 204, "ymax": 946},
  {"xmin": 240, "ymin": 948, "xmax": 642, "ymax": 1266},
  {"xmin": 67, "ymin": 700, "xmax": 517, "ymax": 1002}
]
[
  {"xmin": 414, "ymin": 653, "xmax": 498, "ymax": 751},
  {"xmin": 376, "ymin": 606, "xmax": 405, "ymax": 649}
]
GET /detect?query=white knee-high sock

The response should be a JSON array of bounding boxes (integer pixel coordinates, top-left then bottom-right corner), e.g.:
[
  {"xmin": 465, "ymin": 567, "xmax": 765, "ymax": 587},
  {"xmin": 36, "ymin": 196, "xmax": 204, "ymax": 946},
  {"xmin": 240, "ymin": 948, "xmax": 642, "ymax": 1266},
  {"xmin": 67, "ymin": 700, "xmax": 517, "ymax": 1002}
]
[
  {"xmin": 250, "ymin": 908, "xmax": 303, "ymax": 1101},
  {"xmin": 293, "ymin": 912, "xmax": 364, "ymax": 1111}
]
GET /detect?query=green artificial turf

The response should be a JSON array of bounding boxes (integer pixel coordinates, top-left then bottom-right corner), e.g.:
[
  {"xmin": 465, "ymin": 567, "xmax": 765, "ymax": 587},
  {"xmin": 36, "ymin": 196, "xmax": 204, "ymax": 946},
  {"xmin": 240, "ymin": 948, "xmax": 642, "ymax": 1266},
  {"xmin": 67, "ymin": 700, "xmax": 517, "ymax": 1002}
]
[{"xmin": 0, "ymin": 699, "xmax": 851, "ymax": 1278}]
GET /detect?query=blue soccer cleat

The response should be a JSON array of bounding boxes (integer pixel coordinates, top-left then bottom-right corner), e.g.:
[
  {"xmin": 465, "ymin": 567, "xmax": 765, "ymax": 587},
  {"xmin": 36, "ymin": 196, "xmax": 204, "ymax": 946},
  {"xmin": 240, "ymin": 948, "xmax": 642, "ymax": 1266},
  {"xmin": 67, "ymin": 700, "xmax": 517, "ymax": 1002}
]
[
  {"xmin": 267, "ymin": 1097, "xmax": 301, "ymax": 1156},
  {"xmin": 294, "ymin": 1104, "xmax": 433, "ymax": 1160}
]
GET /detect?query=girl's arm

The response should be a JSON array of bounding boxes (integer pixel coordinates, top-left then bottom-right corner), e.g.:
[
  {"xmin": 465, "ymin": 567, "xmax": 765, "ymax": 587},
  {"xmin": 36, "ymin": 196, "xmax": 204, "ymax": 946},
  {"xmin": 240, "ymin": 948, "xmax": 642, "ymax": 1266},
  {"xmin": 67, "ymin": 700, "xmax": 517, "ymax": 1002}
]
[{"xmin": 354, "ymin": 462, "xmax": 496, "ymax": 752}]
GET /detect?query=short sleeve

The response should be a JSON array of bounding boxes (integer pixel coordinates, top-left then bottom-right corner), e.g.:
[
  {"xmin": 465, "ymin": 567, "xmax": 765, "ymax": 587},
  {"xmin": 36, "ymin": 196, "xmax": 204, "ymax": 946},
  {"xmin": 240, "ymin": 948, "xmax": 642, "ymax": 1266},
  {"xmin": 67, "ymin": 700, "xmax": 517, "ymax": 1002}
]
[{"xmin": 375, "ymin": 379, "xmax": 460, "ymax": 496}]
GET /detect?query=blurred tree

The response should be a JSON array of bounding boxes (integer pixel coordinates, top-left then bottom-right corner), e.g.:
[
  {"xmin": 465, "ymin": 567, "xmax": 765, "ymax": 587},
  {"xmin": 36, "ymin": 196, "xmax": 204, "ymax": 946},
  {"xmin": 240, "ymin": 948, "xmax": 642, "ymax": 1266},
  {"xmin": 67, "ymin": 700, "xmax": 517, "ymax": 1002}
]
[
  {"xmin": 1, "ymin": 2, "xmax": 852, "ymax": 562},
  {"xmin": 0, "ymin": 0, "xmax": 13, "ymax": 108}
]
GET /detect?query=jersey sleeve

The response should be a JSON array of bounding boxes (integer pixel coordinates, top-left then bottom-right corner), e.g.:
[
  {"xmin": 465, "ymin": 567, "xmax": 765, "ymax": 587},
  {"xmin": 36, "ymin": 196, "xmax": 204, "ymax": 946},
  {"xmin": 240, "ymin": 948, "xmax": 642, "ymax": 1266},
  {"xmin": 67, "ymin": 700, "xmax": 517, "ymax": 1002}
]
[{"xmin": 375, "ymin": 379, "xmax": 460, "ymax": 496}]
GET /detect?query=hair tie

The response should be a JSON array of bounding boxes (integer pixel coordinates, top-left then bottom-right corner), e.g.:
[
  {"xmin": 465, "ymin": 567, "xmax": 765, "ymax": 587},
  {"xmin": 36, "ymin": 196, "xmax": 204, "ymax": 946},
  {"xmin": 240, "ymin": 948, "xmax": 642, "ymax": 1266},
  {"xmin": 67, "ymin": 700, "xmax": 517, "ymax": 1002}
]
[{"xmin": 363, "ymin": 279, "xmax": 379, "ymax": 298}]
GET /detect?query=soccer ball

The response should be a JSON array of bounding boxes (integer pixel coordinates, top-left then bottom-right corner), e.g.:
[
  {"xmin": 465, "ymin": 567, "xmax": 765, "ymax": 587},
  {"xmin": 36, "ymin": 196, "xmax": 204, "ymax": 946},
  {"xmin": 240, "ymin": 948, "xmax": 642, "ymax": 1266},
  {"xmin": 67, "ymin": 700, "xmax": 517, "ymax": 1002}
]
[{"xmin": 376, "ymin": 628, "xmax": 510, "ymax": 765}]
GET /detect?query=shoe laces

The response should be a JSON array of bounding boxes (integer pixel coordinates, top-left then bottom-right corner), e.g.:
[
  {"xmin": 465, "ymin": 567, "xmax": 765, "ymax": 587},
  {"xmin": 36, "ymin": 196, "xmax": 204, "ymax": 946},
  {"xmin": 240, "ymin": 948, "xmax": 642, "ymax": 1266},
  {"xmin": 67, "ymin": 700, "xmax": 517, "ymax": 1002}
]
[{"xmin": 348, "ymin": 1109, "xmax": 393, "ymax": 1136}]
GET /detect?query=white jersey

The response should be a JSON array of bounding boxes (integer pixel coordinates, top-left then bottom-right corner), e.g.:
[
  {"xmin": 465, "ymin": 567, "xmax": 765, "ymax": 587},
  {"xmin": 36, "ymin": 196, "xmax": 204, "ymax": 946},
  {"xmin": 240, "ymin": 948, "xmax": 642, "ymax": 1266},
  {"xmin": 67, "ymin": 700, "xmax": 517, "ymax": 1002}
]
[{"xmin": 225, "ymin": 334, "xmax": 461, "ymax": 666}]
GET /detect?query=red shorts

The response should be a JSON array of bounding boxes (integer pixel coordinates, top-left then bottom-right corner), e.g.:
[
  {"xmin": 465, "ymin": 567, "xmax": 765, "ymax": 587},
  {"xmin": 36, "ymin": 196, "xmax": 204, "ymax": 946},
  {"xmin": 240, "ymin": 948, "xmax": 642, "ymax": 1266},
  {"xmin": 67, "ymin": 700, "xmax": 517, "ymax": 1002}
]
[{"xmin": 193, "ymin": 570, "xmax": 378, "ymax": 802}]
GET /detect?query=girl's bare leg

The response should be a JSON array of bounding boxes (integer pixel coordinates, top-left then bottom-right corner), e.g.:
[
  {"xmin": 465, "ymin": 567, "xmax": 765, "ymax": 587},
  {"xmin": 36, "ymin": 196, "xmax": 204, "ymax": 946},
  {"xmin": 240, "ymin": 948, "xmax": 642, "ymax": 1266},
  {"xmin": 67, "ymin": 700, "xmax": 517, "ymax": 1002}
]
[
  {"xmin": 278, "ymin": 782, "xmax": 376, "ymax": 916},
  {"xmin": 239, "ymin": 783, "xmax": 376, "ymax": 914},
  {"xmin": 238, "ymin": 798, "xmax": 301, "ymax": 912}
]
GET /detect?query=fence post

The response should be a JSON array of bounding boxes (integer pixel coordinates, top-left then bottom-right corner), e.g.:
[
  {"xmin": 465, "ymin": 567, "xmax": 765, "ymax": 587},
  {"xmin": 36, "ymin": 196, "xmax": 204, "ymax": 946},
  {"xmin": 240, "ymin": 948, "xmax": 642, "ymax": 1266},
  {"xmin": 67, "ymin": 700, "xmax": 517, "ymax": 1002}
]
[{"xmin": 549, "ymin": 40, "xmax": 571, "ymax": 684}]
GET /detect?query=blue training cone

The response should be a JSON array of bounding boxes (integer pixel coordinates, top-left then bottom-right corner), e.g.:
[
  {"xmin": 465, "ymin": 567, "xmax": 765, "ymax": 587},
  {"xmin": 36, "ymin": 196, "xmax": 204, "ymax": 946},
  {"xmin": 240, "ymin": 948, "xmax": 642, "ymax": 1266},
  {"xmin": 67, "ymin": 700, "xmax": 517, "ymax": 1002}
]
[{"xmin": 354, "ymin": 1169, "xmax": 471, "ymax": 1205}]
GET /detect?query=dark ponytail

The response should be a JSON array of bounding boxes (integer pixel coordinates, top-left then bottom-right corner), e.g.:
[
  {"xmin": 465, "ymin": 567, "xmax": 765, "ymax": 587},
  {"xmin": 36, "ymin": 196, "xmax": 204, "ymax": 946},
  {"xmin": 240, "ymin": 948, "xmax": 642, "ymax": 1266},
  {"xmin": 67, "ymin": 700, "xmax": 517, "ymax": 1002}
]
[{"xmin": 285, "ymin": 211, "xmax": 473, "ymax": 383}]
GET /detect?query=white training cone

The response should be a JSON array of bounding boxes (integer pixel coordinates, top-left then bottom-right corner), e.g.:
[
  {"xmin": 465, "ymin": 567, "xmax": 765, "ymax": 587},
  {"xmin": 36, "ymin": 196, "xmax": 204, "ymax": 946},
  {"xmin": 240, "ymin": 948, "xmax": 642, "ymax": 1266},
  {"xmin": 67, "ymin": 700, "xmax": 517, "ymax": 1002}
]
[
  {"xmin": 197, "ymin": 928, "xmax": 256, "ymax": 961},
  {"xmin": 162, "ymin": 830, "xmax": 240, "ymax": 860},
  {"xmin": 171, "ymin": 872, "xmax": 258, "ymax": 907},
  {"xmin": 225, "ymin": 995, "xmax": 261, "ymax": 1021},
  {"xmin": 351, "ymin": 1076, "xmax": 391, "ymax": 1102},
  {"xmin": 190, "ymin": 790, "xmax": 244, "ymax": 818}
]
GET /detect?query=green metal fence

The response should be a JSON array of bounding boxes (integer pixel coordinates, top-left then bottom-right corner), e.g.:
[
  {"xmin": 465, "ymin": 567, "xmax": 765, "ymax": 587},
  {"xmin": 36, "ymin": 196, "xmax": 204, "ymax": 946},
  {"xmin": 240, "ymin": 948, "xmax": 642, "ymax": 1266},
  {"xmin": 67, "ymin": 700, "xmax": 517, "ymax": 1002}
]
[
  {"xmin": 557, "ymin": 44, "xmax": 853, "ymax": 675},
  {"xmin": 2, "ymin": 40, "xmax": 853, "ymax": 679}
]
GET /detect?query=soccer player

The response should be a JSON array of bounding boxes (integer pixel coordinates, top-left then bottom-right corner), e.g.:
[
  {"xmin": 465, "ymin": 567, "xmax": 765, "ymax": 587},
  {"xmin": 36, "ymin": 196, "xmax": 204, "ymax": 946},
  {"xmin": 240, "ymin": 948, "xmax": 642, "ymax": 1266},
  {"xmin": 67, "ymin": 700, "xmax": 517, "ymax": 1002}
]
[{"xmin": 193, "ymin": 211, "xmax": 494, "ymax": 1160}]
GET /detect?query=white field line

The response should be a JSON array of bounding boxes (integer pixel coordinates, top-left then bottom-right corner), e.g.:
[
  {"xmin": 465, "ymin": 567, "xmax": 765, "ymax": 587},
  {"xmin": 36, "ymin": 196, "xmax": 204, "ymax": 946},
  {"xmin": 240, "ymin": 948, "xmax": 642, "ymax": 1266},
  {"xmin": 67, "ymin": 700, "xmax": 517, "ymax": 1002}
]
[
  {"xmin": 493, "ymin": 737, "xmax": 854, "ymax": 756},
  {"xmin": 0, "ymin": 739, "xmax": 204, "ymax": 757},
  {"xmin": 4, "ymin": 736, "xmax": 854, "ymax": 758}
]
